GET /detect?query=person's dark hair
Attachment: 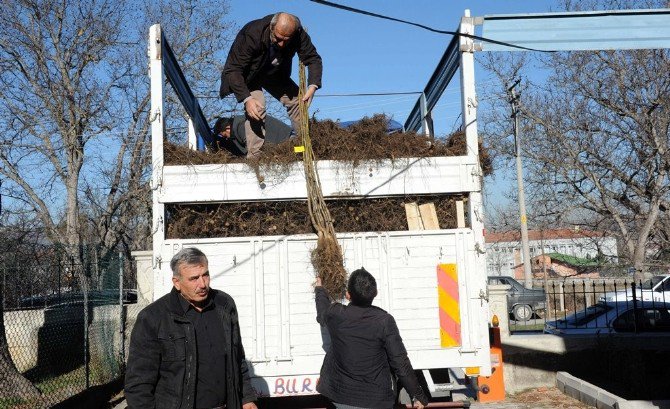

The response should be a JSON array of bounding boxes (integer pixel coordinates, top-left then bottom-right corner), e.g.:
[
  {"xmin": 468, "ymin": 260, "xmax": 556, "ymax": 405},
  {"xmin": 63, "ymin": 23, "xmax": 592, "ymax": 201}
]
[
  {"xmin": 213, "ymin": 117, "xmax": 233, "ymax": 136},
  {"xmin": 347, "ymin": 268, "xmax": 377, "ymax": 307},
  {"xmin": 170, "ymin": 247, "xmax": 208, "ymax": 277}
]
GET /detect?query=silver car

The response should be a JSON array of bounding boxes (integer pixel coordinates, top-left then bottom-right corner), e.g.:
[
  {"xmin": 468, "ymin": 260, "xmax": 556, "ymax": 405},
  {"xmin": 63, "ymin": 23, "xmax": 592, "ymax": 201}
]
[
  {"xmin": 599, "ymin": 274, "xmax": 670, "ymax": 303},
  {"xmin": 544, "ymin": 301, "xmax": 670, "ymax": 335}
]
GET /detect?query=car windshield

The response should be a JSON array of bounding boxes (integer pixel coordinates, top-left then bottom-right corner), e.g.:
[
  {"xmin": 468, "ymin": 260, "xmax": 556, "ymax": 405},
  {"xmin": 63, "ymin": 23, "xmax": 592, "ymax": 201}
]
[
  {"xmin": 557, "ymin": 303, "xmax": 613, "ymax": 327},
  {"xmin": 640, "ymin": 276, "xmax": 664, "ymax": 290}
]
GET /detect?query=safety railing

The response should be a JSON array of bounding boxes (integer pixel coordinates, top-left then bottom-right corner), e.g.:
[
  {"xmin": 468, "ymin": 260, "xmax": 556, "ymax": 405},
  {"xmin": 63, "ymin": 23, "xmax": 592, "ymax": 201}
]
[{"xmin": 508, "ymin": 277, "xmax": 670, "ymax": 334}]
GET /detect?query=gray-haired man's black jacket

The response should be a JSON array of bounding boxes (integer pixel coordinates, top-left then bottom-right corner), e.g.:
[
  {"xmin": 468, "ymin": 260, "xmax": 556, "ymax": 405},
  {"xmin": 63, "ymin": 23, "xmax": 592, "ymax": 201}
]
[
  {"xmin": 219, "ymin": 13, "xmax": 323, "ymax": 102},
  {"xmin": 125, "ymin": 288, "xmax": 256, "ymax": 409},
  {"xmin": 315, "ymin": 286, "xmax": 429, "ymax": 408}
]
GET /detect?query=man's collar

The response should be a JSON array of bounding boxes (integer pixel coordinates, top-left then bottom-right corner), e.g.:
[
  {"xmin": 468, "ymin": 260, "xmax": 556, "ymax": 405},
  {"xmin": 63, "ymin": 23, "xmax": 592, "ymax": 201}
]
[{"xmin": 177, "ymin": 291, "xmax": 215, "ymax": 313}]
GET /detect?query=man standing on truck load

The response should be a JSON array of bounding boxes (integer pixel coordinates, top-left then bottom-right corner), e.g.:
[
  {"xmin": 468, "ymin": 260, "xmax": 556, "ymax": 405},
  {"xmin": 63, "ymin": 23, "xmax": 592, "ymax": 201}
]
[
  {"xmin": 125, "ymin": 247, "xmax": 257, "ymax": 409},
  {"xmin": 315, "ymin": 268, "xmax": 429, "ymax": 409},
  {"xmin": 213, "ymin": 115, "xmax": 293, "ymax": 156},
  {"xmin": 219, "ymin": 12, "xmax": 322, "ymax": 159}
]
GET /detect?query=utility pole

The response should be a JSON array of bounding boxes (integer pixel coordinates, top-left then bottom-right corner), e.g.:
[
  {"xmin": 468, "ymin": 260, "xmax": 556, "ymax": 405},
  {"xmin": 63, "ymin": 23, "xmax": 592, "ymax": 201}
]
[{"xmin": 508, "ymin": 79, "xmax": 533, "ymax": 289}]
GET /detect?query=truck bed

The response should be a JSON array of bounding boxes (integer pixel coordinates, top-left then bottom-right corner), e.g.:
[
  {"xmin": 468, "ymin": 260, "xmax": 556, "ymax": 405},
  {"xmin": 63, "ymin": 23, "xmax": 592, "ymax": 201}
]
[{"xmin": 156, "ymin": 229, "xmax": 490, "ymax": 397}]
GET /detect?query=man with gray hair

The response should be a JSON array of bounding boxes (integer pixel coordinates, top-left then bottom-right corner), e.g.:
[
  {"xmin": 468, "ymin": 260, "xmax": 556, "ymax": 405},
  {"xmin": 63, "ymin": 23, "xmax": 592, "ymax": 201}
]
[
  {"xmin": 125, "ymin": 247, "xmax": 257, "ymax": 409},
  {"xmin": 219, "ymin": 12, "xmax": 322, "ymax": 159}
]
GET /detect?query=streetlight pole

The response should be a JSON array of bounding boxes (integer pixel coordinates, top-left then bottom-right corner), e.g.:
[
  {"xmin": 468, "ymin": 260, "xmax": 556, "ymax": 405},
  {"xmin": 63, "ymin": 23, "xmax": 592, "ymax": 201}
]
[{"xmin": 508, "ymin": 80, "xmax": 533, "ymax": 289}]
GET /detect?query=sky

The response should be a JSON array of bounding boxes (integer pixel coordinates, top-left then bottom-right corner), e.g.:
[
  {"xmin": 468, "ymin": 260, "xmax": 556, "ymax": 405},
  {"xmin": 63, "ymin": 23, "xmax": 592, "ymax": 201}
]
[
  {"xmin": 225, "ymin": 0, "xmax": 557, "ymax": 130},
  {"xmin": 0, "ymin": 1, "xmax": 561, "ymax": 222},
  {"xmin": 224, "ymin": 0, "xmax": 559, "ymax": 208}
]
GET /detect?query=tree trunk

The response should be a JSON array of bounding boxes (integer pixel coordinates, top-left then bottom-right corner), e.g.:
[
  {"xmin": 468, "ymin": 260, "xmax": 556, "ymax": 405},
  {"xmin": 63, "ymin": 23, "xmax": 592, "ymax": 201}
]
[{"xmin": 632, "ymin": 248, "xmax": 648, "ymax": 282}]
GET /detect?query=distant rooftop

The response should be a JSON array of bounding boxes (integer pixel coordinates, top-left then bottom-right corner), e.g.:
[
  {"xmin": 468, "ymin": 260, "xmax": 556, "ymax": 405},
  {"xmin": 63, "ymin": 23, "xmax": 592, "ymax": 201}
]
[{"xmin": 545, "ymin": 252, "xmax": 602, "ymax": 268}]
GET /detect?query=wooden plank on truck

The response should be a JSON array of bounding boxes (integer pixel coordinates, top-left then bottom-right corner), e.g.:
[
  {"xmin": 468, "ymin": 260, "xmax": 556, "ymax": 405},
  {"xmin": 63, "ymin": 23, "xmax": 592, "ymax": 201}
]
[
  {"xmin": 419, "ymin": 203, "xmax": 440, "ymax": 229},
  {"xmin": 405, "ymin": 202, "xmax": 423, "ymax": 230},
  {"xmin": 456, "ymin": 200, "xmax": 465, "ymax": 228}
]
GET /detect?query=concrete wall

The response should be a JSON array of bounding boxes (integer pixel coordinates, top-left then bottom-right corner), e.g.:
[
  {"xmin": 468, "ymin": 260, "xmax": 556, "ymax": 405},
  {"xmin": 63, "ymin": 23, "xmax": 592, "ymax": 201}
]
[
  {"xmin": 4, "ymin": 303, "xmax": 146, "ymax": 374},
  {"xmin": 502, "ymin": 333, "xmax": 670, "ymax": 400},
  {"xmin": 132, "ymin": 250, "xmax": 153, "ymax": 304},
  {"xmin": 4, "ymin": 309, "xmax": 46, "ymax": 372}
]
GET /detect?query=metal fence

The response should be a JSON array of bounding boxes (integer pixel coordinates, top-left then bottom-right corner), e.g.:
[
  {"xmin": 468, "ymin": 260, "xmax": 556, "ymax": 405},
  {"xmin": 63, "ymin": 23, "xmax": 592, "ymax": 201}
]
[
  {"xmin": 0, "ymin": 255, "xmax": 143, "ymax": 409},
  {"xmin": 510, "ymin": 276, "xmax": 670, "ymax": 334}
]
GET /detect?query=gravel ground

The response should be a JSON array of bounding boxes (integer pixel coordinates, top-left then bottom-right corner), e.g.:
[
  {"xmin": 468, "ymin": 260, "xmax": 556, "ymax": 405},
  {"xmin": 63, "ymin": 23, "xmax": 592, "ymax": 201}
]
[
  {"xmin": 111, "ymin": 386, "xmax": 594, "ymax": 409},
  {"xmin": 471, "ymin": 386, "xmax": 593, "ymax": 408}
]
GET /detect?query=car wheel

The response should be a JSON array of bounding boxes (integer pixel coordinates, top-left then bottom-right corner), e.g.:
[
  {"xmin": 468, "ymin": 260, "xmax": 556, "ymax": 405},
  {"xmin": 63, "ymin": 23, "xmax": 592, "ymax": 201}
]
[{"xmin": 513, "ymin": 304, "xmax": 533, "ymax": 322}]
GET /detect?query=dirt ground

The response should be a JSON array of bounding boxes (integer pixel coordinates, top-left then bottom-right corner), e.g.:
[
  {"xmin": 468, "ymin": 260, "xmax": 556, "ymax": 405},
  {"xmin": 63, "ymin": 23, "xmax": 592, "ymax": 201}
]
[
  {"xmin": 109, "ymin": 386, "xmax": 592, "ymax": 408},
  {"xmin": 476, "ymin": 386, "xmax": 593, "ymax": 408}
]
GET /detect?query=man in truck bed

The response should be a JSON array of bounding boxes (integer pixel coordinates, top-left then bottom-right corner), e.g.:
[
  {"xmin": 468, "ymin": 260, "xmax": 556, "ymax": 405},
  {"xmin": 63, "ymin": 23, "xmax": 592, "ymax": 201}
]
[{"xmin": 219, "ymin": 12, "xmax": 322, "ymax": 159}]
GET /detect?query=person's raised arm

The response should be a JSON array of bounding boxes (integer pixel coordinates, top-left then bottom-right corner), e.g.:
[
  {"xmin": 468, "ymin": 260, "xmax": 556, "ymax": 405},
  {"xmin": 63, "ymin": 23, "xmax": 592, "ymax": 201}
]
[
  {"xmin": 314, "ymin": 277, "xmax": 331, "ymax": 325},
  {"xmin": 297, "ymin": 29, "xmax": 322, "ymax": 106}
]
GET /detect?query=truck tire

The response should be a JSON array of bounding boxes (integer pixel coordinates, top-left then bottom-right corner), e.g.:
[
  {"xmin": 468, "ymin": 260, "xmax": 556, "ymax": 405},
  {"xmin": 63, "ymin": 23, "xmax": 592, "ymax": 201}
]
[{"xmin": 513, "ymin": 304, "xmax": 533, "ymax": 322}]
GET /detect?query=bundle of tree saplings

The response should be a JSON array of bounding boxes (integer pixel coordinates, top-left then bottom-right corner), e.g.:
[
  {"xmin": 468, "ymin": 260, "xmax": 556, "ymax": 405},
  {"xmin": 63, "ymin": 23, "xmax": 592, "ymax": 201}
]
[
  {"xmin": 163, "ymin": 114, "xmax": 492, "ymax": 177},
  {"xmin": 166, "ymin": 195, "xmax": 466, "ymax": 239}
]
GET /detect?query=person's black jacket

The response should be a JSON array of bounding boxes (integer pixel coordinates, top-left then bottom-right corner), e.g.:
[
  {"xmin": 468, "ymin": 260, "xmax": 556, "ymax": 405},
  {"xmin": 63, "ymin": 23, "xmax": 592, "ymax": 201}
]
[
  {"xmin": 220, "ymin": 14, "xmax": 323, "ymax": 102},
  {"xmin": 125, "ymin": 288, "xmax": 256, "ymax": 409},
  {"xmin": 220, "ymin": 115, "xmax": 293, "ymax": 156},
  {"xmin": 315, "ymin": 287, "xmax": 429, "ymax": 408}
]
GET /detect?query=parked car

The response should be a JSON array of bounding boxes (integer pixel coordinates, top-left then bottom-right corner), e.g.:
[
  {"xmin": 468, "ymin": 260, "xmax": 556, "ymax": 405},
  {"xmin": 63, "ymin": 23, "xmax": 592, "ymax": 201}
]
[
  {"xmin": 544, "ymin": 301, "xmax": 670, "ymax": 335},
  {"xmin": 488, "ymin": 275, "xmax": 546, "ymax": 322},
  {"xmin": 598, "ymin": 274, "xmax": 670, "ymax": 303},
  {"xmin": 19, "ymin": 289, "xmax": 137, "ymax": 310}
]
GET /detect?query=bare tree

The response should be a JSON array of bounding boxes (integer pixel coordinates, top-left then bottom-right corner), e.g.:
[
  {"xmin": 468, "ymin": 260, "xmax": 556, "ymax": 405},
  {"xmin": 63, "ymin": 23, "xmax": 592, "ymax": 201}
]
[
  {"xmin": 481, "ymin": 0, "xmax": 670, "ymax": 280},
  {"xmin": 0, "ymin": 0, "xmax": 144, "ymax": 271},
  {"xmin": 0, "ymin": 0, "xmax": 235, "ymax": 399},
  {"xmin": 0, "ymin": 0, "xmax": 128, "ymax": 398},
  {"xmin": 80, "ymin": 0, "xmax": 236, "ymax": 266}
]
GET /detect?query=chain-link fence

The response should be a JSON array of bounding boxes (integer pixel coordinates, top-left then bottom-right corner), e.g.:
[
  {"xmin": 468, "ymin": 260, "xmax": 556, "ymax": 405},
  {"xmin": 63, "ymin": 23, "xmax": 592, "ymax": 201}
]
[{"xmin": 0, "ymin": 251, "xmax": 143, "ymax": 409}]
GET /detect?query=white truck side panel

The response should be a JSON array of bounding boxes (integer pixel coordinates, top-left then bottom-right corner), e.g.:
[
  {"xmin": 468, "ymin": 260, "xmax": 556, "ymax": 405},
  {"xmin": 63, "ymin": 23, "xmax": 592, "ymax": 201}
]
[
  {"xmin": 159, "ymin": 156, "xmax": 479, "ymax": 202},
  {"xmin": 156, "ymin": 229, "xmax": 490, "ymax": 390}
]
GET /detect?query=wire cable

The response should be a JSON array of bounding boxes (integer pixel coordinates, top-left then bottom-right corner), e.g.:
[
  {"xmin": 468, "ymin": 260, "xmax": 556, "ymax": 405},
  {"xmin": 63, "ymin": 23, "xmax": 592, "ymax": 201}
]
[
  {"xmin": 317, "ymin": 91, "xmax": 421, "ymax": 97},
  {"xmin": 308, "ymin": 0, "xmax": 553, "ymax": 53}
]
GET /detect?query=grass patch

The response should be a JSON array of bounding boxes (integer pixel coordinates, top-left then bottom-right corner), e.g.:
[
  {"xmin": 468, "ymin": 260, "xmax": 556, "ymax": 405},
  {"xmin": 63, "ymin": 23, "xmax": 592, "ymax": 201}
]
[
  {"xmin": 511, "ymin": 322, "xmax": 546, "ymax": 332},
  {"xmin": 0, "ymin": 398, "xmax": 25, "ymax": 409}
]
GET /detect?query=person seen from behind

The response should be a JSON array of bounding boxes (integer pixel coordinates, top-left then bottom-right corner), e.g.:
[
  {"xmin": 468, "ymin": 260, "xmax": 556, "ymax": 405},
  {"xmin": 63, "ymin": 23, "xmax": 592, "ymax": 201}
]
[{"xmin": 315, "ymin": 268, "xmax": 428, "ymax": 409}]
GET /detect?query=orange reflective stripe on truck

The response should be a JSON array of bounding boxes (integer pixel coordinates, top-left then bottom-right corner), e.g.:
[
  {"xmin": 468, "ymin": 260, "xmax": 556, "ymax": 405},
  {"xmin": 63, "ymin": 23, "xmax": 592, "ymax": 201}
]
[{"xmin": 437, "ymin": 263, "xmax": 461, "ymax": 347}]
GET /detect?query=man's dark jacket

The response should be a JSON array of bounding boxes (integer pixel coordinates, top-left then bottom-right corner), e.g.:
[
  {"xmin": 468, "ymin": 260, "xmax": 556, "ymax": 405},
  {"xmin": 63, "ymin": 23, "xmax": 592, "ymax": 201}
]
[
  {"xmin": 220, "ymin": 14, "xmax": 323, "ymax": 102},
  {"xmin": 315, "ymin": 287, "xmax": 429, "ymax": 408},
  {"xmin": 125, "ymin": 288, "xmax": 256, "ymax": 409},
  {"xmin": 219, "ymin": 115, "xmax": 293, "ymax": 156}
]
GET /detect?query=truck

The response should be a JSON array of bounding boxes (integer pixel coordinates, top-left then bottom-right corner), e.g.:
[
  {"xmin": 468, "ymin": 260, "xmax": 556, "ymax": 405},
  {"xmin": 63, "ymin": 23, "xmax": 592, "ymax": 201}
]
[{"xmin": 145, "ymin": 14, "xmax": 491, "ymax": 403}]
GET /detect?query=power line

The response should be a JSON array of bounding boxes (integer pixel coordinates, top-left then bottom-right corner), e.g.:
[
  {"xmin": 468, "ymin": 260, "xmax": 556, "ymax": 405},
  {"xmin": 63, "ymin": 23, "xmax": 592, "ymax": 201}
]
[
  {"xmin": 309, "ymin": 0, "xmax": 553, "ymax": 53},
  {"xmin": 317, "ymin": 91, "xmax": 421, "ymax": 97},
  {"xmin": 196, "ymin": 91, "xmax": 422, "ymax": 99},
  {"xmin": 196, "ymin": 79, "xmax": 501, "ymax": 101},
  {"xmin": 313, "ymin": 80, "xmax": 501, "ymax": 115}
]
